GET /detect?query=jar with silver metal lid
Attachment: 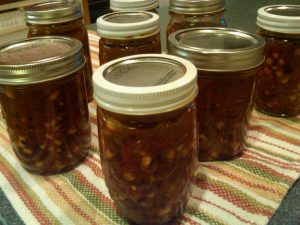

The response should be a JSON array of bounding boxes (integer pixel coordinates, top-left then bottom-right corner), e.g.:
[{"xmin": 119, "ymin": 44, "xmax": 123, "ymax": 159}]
[
  {"xmin": 93, "ymin": 54, "xmax": 197, "ymax": 224},
  {"xmin": 166, "ymin": 0, "xmax": 227, "ymax": 38},
  {"xmin": 168, "ymin": 28, "xmax": 265, "ymax": 161},
  {"xmin": 255, "ymin": 5, "xmax": 300, "ymax": 117},
  {"xmin": 0, "ymin": 36, "xmax": 91, "ymax": 175},
  {"xmin": 110, "ymin": 0, "xmax": 159, "ymax": 13},
  {"xmin": 25, "ymin": 0, "xmax": 93, "ymax": 102},
  {"xmin": 97, "ymin": 11, "xmax": 161, "ymax": 64}
]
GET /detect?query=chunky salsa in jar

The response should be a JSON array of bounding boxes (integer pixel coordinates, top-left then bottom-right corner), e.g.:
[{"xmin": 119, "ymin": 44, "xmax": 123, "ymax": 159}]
[
  {"xmin": 255, "ymin": 5, "xmax": 300, "ymax": 117},
  {"xmin": 97, "ymin": 12, "xmax": 161, "ymax": 64},
  {"xmin": 93, "ymin": 54, "xmax": 198, "ymax": 224},
  {"xmin": 168, "ymin": 28, "xmax": 265, "ymax": 161},
  {"xmin": 0, "ymin": 37, "xmax": 91, "ymax": 175},
  {"xmin": 25, "ymin": 0, "xmax": 93, "ymax": 102},
  {"xmin": 166, "ymin": 0, "xmax": 226, "ymax": 38}
]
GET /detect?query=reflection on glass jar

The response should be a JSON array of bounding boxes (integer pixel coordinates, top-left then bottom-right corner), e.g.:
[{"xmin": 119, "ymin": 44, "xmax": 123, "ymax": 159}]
[
  {"xmin": 25, "ymin": 0, "xmax": 93, "ymax": 102},
  {"xmin": 97, "ymin": 12, "xmax": 161, "ymax": 65},
  {"xmin": 255, "ymin": 5, "xmax": 300, "ymax": 117},
  {"xmin": 93, "ymin": 54, "xmax": 198, "ymax": 224},
  {"xmin": 168, "ymin": 28, "xmax": 265, "ymax": 161},
  {"xmin": 166, "ymin": 0, "xmax": 227, "ymax": 38},
  {"xmin": 0, "ymin": 37, "xmax": 91, "ymax": 175}
]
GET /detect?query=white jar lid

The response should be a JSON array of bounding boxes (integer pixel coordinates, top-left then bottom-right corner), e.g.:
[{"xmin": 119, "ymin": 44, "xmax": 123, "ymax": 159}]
[
  {"xmin": 257, "ymin": 5, "xmax": 300, "ymax": 34},
  {"xmin": 110, "ymin": 0, "xmax": 159, "ymax": 12},
  {"xmin": 97, "ymin": 12, "xmax": 160, "ymax": 39},
  {"xmin": 92, "ymin": 54, "xmax": 198, "ymax": 115}
]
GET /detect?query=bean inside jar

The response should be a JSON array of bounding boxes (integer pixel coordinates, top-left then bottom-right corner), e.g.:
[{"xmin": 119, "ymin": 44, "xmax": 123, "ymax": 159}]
[
  {"xmin": 0, "ymin": 37, "xmax": 91, "ymax": 175},
  {"xmin": 255, "ymin": 5, "xmax": 300, "ymax": 117},
  {"xmin": 93, "ymin": 54, "xmax": 198, "ymax": 224}
]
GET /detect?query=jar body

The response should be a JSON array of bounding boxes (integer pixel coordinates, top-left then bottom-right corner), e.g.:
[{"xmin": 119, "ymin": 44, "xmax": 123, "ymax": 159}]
[
  {"xmin": 254, "ymin": 29, "xmax": 300, "ymax": 117},
  {"xmin": 166, "ymin": 11, "xmax": 227, "ymax": 38},
  {"xmin": 99, "ymin": 33, "xmax": 161, "ymax": 64},
  {"xmin": 197, "ymin": 69, "xmax": 256, "ymax": 161},
  {"xmin": 97, "ymin": 103, "xmax": 197, "ymax": 224},
  {"xmin": 27, "ymin": 19, "xmax": 93, "ymax": 102},
  {"xmin": 0, "ymin": 70, "xmax": 91, "ymax": 174}
]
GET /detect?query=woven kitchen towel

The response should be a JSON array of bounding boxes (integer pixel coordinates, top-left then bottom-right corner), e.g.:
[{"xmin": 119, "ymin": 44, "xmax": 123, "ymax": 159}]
[{"xmin": 0, "ymin": 30, "xmax": 299, "ymax": 225}]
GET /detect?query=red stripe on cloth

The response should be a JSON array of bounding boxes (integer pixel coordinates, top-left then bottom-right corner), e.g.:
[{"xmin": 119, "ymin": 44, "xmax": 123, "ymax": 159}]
[
  {"xmin": 248, "ymin": 135, "xmax": 300, "ymax": 156},
  {"xmin": 72, "ymin": 170, "xmax": 116, "ymax": 209},
  {"xmin": 194, "ymin": 178, "xmax": 273, "ymax": 217},
  {"xmin": 244, "ymin": 151, "xmax": 300, "ymax": 172},
  {"xmin": 44, "ymin": 177, "xmax": 99, "ymax": 225},
  {"xmin": 0, "ymin": 161, "xmax": 52, "ymax": 224},
  {"xmin": 249, "ymin": 125, "xmax": 300, "ymax": 146},
  {"xmin": 251, "ymin": 115, "xmax": 300, "ymax": 133},
  {"xmin": 191, "ymin": 195, "xmax": 257, "ymax": 225},
  {"xmin": 202, "ymin": 164, "xmax": 284, "ymax": 196}
]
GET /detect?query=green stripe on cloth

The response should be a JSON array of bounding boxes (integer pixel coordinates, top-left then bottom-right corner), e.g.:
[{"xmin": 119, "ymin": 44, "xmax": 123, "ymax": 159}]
[
  {"xmin": 63, "ymin": 172, "xmax": 129, "ymax": 225},
  {"xmin": 0, "ymin": 187, "xmax": 25, "ymax": 225}
]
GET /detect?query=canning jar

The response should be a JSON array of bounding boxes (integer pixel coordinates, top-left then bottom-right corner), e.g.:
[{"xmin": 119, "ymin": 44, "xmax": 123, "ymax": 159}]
[
  {"xmin": 25, "ymin": 0, "xmax": 93, "ymax": 102},
  {"xmin": 110, "ymin": 0, "xmax": 159, "ymax": 13},
  {"xmin": 0, "ymin": 37, "xmax": 91, "ymax": 175},
  {"xmin": 255, "ymin": 5, "xmax": 300, "ymax": 117},
  {"xmin": 93, "ymin": 54, "xmax": 198, "ymax": 224},
  {"xmin": 168, "ymin": 28, "xmax": 265, "ymax": 161},
  {"xmin": 166, "ymin": 0, "xmax": 227, "ymax": 38},
  {"xmin": 97, "ymin": 12, "xmax": 161, "ymax": 64}
]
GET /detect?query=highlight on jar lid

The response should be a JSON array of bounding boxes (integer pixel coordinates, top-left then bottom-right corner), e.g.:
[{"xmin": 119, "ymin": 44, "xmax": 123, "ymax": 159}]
[
  {"xmin": 0, "ymin": 36, "xmax": 84, "ymax": 85},
  {"xmin": 25, "ymin": 0, "xmax": 83, "ymax": 24},
  {"xmin": 96, "ymin": 12, "xmax": 159, "ymax": 39},
  {"xmin": 168, "ymin": 27, "xmax": 265, "ymax": 71},
  {"xmin": 110, "ymin": 0, "xmax": 159, "ymax": 12},
  {"xmin": 257, "ymin": 5, "xmax": 300, "ymax": 34},
  {"xmin": 169, "ymin": 0, "xmax": 225, "ymax": 14},
  {"xmin": 93, "ymin": 54, "xmax": 198, "ymax": 115}
]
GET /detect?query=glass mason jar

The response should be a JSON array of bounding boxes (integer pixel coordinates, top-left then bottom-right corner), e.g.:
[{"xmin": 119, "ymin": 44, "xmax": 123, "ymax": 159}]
[
  {"xmin": 168, "ymin": 28, "xmax": 265, "ymax": 161},
  {"xmin": 25, "ymin": 0, "xmax": 93, "ymax": 102},
  {"xmin": 255, "ymin": 5, "xmax": 300, "ymax": 117},
  {"xmin": 97, "ymin": 12, "xmax": 161, "ymax": 64},
  {"xmin": 0, "ymin": 37, "xmax": 91, "ymax": 175},
  {"xmin": 110, "ymin": 0, "xmax": 159, "ymax": 13},
  {"xmin": 93, "ymin": 54, "xmax": 198, "ymax": 224},
  {"xmin": 166, "ymin": 0, "xmax": 227, "ymax": 38}
]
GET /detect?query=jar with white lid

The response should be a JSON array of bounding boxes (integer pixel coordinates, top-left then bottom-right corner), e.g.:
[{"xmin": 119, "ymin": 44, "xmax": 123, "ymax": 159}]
[
  {"xmin": 255, "ymin": 5, "xmax": 300, "ymax": 117},
  {"xmin": 25, "ymin": 0, "xmax": 93, "ymax": 102},
  {"xmin": 166, "ymin": 0, "xmax": 227, "ymax": 38},
  {"xmin": 93, "ymin": 54, "xmax": 198, "ymax": 224},
  {"xmin": 97, "ymin": 11, "xmax": 161, "ymax": 64},
  {"xmin": 110, "ymin": 0, "xmax": 159, "ymax": 13},
  {"xmin": 168, "ymin": 28, "xmax": 265, "ymax": 161},
  {"xmin": 0, "ymin": 36, "xmax": 91, "ymax": 175}
]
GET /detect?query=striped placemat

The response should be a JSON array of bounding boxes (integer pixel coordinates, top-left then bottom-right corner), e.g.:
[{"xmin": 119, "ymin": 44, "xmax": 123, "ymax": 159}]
[{"xmin": 0, "ymin": 30, "xmax": 300, "ymax": 225}]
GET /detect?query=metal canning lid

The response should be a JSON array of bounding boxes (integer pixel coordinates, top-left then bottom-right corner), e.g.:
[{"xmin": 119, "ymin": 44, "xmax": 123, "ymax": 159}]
[
  {"xmin": 169, "ymin": 0, "xmax": 225, "ymax": 15},
  {"xmin": 25, "ymin": 0, "xmax": 83, "ymax": 24},
  {"xmin": 93, "ymin": 54, "xmax": 198, "ymax": 115},
  {"xmin": 0, "ymin": 36, "xmax": 85, "ymax": 85},
  {"xmin": 257, "ymin": 5, "xmax": 300, "ymax": 34},
  {"xmin": 168, "ymin": 28, "xmax": 265, "ymax": 72},
  {"xmin": 97, "ymin": 12, "xmax": 160, "ymax": 39},
  {"xmin": 110, "ymin": 0, "xmax": 159, "ymax": 12}
]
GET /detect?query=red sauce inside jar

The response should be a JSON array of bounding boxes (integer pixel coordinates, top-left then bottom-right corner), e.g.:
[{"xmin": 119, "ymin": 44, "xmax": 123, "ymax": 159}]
[
  {"xmin": 26, "ymin": 2, "xmax": 93, "ymax": 102},
  {"xmin": 97, "ymin": 105, "xmax": 196, "ymax": 224},
  {"xmin": 196, "ymin": 70, "xmax": 256, "ymax": 161},
  {"xmin": 0, "ymin": 37, "xmax": 91, "ymax": 175},
  {"xmin": 254, "ymin": 31, "xmax": 300, "ymax": 116},
  {"xmin": 167, "ymin": 11, "xmax": 227, "ymax": 38},
  {"xmin": 99, "ymin": 33, "xmax": 161, "ymax": 64}
]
